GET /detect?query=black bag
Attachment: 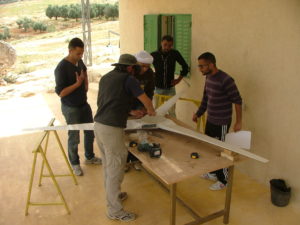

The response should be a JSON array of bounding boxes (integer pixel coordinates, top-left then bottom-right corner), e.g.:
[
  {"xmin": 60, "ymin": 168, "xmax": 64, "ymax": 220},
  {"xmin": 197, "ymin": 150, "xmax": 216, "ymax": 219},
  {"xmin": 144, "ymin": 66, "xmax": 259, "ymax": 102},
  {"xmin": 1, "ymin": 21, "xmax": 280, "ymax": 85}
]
[{"xmin": 270, "ymin": 179, "xmax": 291, "ymax": 207}]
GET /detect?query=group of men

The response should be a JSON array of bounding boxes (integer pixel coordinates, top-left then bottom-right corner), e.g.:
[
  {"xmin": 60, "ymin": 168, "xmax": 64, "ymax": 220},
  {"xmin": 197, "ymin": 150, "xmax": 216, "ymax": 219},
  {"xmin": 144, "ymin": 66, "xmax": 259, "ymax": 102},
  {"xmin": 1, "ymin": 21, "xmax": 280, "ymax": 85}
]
[{"xmin": 54, "ymin": 35, "xmax": 242, "ymax": 222}]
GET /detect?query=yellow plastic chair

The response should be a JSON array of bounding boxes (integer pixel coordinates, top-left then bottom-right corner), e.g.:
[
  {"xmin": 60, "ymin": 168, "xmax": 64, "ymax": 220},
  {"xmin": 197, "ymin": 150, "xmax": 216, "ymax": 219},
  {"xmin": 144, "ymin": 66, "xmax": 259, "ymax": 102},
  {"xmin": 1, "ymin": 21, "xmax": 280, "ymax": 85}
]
[{"xmin": 154, "ymin": 94, "xmax": 206, "ymax": 133}]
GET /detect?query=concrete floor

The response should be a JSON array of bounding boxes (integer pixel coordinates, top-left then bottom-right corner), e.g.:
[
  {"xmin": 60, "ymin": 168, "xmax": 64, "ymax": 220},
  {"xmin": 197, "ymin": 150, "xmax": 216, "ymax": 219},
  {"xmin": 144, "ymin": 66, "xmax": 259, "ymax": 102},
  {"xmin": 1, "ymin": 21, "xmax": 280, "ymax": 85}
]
[{"xmin": 1, "ymin": 92, "xmax": 300, "ymax": 225}]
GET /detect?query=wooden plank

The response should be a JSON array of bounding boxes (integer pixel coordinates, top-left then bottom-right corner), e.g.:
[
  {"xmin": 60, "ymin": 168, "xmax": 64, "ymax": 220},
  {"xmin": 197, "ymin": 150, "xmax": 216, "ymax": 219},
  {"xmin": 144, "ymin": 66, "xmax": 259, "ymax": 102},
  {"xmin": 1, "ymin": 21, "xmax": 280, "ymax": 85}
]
[{"xmin": 221, "ymin": 150, "xmax": 239, "ymax": 161}]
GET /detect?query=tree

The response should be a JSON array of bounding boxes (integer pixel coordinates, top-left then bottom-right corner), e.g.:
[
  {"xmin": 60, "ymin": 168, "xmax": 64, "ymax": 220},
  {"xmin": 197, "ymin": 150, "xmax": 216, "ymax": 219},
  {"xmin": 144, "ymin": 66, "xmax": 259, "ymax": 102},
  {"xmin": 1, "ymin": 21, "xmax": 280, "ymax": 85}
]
[
  {"xmin": 90, "ymin": 4, "xmax": 98, "ymax": 19},
  {"xmin": 32, "ymin": 22, "xmax": 40, "ymax": 32},
  {"xmin": 113, "ymin": 3, "xmax": 119, "ymax": 18},
  {"xmin": 40, "ymin": 23, "xmax": 47, "ymax": 32},
  {"xmin": 103, "ymin": 4, "xmax": 118, "ymax": 20},
  {"xmin": 3, "ymin": 27, "xmax": 11, "ymax": 39},
  {"xmin": 0, "ymin": 27, "xmax": 11, "ymax": 40},
  {"xmin": 32, "ymin": 22, "xmax": 47, "ymax": 32},
  {"xmin": 68, "ymin": 4, "xmax": 81, "ymax": 21},
  {"xmin": 24, "ymin": 18, "xmax": 32, "ymax": 32},
  {"xmin": 52, "ymin": 5, "xmax": 60, "ymax": 20},
  {"xmin": 16, "ymin": 18, "xmax": 23, "ymax": 29},
  {"xmin": 95, "ymin": 3, "xmax": 105, "ymax": 19},
  {"xmin": 59, "ymin": 5, "xmax": 69, "ymax": 20},
  {"xmin": 46, "ymin": 5, "xmax": 54, "ymax": 19},
  {"xmin": 16, "ymin": 17, "xmax": 34, "ymax": 32}
]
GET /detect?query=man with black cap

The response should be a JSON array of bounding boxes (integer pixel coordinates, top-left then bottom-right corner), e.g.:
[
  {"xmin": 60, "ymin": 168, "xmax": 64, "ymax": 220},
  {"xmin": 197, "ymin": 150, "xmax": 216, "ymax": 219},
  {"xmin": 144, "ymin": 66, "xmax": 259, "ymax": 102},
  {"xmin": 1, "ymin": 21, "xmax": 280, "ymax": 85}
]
[{"xmin": 94, "ymin": 54, "xmax": 156, "ymax": 222}]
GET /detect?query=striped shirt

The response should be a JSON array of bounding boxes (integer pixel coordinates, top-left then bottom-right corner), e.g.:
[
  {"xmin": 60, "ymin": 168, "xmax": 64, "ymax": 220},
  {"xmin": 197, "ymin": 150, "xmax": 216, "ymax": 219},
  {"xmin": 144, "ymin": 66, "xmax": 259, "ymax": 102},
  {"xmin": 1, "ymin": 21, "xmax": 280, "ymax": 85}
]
[{"xmin": 196, "ymin": 70, "xmax": 242, "ymax": 125}]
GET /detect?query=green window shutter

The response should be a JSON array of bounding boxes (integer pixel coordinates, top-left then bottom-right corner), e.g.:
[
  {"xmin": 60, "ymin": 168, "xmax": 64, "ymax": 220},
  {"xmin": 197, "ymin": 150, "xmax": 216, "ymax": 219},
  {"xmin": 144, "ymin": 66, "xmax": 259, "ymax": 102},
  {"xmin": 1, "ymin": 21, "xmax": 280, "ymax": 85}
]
[
  {"xmin": 174, "ymin": 14, "xmax": 191, "ymax": 77},
  {"xmin": 144, "ymin": 14, "xmax": 160, "ymax": 54}
]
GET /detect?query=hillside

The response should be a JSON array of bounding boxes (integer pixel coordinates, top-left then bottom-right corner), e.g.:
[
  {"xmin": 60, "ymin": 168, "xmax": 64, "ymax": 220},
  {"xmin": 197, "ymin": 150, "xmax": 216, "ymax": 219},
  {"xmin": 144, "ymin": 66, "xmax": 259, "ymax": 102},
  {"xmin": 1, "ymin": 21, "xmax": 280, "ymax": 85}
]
[{"xmin": 0, "ymin": 0, "xmax": 120, "ymax": 99}]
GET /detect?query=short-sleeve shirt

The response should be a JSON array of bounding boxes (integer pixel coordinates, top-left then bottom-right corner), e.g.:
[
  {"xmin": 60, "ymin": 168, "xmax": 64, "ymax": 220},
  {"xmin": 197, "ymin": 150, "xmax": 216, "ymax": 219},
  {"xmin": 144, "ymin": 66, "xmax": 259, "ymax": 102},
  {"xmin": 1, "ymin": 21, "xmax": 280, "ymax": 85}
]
[
  {"xmin": 125, "ymin": 75, "xmax": 144, "ymax": 98},
  {"xmin": 54, "ymin": 59, "xmax": 87, "ymax": 107}
]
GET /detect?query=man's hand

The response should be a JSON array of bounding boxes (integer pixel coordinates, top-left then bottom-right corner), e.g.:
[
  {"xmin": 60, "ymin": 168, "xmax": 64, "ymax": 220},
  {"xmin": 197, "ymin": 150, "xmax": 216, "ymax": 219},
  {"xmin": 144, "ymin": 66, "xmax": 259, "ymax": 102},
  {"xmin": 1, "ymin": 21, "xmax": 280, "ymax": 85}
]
[
  {"xmin": 171, "ymin": 78, "xmax": 181, "ymax": 86},
  {"xmin": 59, "ymin": 70, "xmax": 84, "ymax": 97},
  {"xmin": 75, "ymin": 70, "xmax": 85, "ymax": 87},
  {"xmin": 233, "ymin": 121, "xmax": 242, "ymax": 132},
  {"xmin": 129, "ymin": 110, "xmax": 145, "ymax": 119},
  {"xmin": 147, "ymin": 109, "xmax": 156, "ymax": 116},
  {"xmin": 234, "ymin": 104, "xmax": 242, "ymax": 132},
  {"xmin": 171, "ymin": 75, "xmax": 183, "ymax": 86},
  {"xmin": 137, "ymin": 93, "xmax": 156, "ymax": 117},
  {"xmin": 192, "ymin": 113, "xmax": 198, "ymax": 123}
]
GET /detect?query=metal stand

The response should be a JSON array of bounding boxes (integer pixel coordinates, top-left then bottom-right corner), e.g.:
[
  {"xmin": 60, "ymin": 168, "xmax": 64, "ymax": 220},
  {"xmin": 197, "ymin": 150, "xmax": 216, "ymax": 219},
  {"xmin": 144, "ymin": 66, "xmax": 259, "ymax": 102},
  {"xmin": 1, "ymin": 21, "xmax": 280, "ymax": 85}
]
[{"xmin": 25, "ymin": 119, "xmax": 77, "ymax": 215}]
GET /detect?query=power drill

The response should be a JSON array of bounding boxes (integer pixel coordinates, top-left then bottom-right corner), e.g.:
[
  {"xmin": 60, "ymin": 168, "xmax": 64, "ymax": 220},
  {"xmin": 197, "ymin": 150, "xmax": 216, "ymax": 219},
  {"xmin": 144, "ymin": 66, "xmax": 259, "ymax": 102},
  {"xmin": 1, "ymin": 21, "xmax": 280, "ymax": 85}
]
[{"xmin": 137, "ymin": 142, "xmax": 162, "ymax": 158}]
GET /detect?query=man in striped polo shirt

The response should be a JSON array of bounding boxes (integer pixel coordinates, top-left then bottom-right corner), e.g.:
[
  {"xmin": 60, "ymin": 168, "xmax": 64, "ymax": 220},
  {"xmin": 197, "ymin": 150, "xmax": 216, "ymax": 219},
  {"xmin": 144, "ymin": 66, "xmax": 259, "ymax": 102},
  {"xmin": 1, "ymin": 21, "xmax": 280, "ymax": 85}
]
[{"xmin": 193, "ymin": 52, "xmax": 242, "ymax": 190}]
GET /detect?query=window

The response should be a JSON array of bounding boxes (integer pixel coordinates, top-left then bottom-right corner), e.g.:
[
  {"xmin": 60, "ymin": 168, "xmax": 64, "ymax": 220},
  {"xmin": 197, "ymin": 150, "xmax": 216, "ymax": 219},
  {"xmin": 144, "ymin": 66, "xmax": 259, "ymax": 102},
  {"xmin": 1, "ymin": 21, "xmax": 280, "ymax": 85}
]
[{"xmin": 144, "ymin": 14, "xmax": 192, "ymax": 76}]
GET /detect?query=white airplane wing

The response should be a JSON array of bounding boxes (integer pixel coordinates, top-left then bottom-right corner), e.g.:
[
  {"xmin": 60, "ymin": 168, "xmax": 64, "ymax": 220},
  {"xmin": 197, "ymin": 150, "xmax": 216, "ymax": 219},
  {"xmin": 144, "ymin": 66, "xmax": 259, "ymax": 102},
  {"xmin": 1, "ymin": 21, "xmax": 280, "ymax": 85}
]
[
  {"xmin": 23, "ymin": 123, "xmax": 94, "ymax": 131},
  {"xmin": 22, "ymin": 117, "xmax": 161, "ymax": 131},
  {"xmin": 22, "ymin": 84, "xmax": 269, "ymax": 164},
  {"xmin": 23, "ymin": 118, "xmax": 161, "ymax": 131},
  {"xmin": 157, "ymin": 118, "xmax": 269, "ymax": 163}
]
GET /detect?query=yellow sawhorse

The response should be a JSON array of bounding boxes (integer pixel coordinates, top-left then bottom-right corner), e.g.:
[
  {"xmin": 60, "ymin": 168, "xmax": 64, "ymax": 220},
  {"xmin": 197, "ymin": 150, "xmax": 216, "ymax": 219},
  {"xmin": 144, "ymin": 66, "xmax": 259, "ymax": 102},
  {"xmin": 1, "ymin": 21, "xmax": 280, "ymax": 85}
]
[
  {"xmin": 25, "ymin": 118, "xmax": 78, "ymax": 215},
  {"xmin": 154, "ymin": 94, "xmax": 206, "ymax": 133}
]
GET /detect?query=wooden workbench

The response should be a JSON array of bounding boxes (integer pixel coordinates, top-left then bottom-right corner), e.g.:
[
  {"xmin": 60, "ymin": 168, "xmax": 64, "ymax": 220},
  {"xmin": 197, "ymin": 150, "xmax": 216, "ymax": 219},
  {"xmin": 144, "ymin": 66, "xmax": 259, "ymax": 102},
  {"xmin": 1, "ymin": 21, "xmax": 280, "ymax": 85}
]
[{"xmin": 128, "ymin": 128, "xmax": 234, "ymax": 225}]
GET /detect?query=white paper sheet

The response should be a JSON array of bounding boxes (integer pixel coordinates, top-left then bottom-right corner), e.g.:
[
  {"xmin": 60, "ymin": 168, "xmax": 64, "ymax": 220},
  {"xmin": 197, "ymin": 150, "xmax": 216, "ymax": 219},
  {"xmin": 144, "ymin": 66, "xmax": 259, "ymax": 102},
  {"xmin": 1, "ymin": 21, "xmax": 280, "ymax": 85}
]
[{"xmin": 225, "ymin": 131, "xmax": 251, "ymax": 150}]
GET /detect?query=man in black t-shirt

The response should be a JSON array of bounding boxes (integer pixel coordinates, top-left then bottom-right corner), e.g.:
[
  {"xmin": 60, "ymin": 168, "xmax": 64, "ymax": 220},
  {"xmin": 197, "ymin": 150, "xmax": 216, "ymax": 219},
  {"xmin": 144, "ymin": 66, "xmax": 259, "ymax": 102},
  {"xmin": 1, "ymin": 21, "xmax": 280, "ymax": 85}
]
[{"xmin": 54, "ymin": 38, "xmax": 101, "ymax": 176}]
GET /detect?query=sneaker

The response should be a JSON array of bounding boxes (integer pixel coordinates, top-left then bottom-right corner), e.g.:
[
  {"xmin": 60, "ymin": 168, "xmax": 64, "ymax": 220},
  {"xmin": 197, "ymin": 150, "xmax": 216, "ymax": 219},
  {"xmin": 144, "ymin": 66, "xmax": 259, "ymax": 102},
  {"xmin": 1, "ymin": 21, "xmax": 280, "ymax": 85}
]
[
  {"xmin": 107, "ymin": 211, "xmax": 136, "ymax": 222},
  {"xmin": 72, "ymin": 165, "xmax": 83, "ymax": 176},
  {"xmin": 201, "ymin": 173, "xmax": 218, "ymax": 181},
  {"xmin": 209, "ymin": 181, "xmax": 226, "ymax": 191},
  {"xmin": 85, "ymin": 156, "xmax": 102, "ymax": 165},
  {"xmin": 118, "ymin": 192, "xmax": 128, "ymax": 201}
]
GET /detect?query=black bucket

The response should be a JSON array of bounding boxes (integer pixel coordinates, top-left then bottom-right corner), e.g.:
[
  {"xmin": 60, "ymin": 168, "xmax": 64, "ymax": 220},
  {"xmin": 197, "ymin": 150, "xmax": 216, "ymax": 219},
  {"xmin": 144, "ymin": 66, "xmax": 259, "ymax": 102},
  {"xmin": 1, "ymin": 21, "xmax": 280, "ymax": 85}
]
[{"xmin": 270, "ymin": 179, "xmax": 291, "ymax": 207}]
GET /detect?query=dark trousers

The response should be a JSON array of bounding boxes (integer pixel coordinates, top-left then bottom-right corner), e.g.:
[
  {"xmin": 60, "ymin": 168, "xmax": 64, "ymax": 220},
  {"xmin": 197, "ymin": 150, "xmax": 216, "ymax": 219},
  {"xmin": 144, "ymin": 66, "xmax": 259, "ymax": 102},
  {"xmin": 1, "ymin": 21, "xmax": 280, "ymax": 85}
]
[
  {"xmin": 127, "ymin": 152, "xmax": 139, "ymax": 163},
  {"xmin": 61, "ymin": 103, "xmax": 95, "ymax": 165},
  {"xmin": 205, "ymin": 121, "xmax": 231, "ymax": 185}
]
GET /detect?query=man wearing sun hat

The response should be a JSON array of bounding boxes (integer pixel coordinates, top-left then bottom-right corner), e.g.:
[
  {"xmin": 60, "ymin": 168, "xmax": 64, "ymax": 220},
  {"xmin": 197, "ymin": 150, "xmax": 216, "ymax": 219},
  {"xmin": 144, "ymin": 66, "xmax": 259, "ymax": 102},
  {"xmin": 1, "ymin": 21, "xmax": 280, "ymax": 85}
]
[
  {"xmin": 94, "ymin": 53, "xmax": 156, "ymax": 222},
  {"xmin": 124, "ymin": 51, "xmax": 155, "ymax": 172}
]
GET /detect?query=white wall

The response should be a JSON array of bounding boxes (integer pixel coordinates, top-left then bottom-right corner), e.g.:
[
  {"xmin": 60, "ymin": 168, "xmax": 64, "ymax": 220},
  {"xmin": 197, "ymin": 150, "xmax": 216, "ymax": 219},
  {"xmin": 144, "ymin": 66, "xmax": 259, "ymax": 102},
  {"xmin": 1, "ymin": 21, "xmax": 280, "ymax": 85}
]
[{"xmin": 119, "ymin": 0, "xmax": 300, "ymax": 204}]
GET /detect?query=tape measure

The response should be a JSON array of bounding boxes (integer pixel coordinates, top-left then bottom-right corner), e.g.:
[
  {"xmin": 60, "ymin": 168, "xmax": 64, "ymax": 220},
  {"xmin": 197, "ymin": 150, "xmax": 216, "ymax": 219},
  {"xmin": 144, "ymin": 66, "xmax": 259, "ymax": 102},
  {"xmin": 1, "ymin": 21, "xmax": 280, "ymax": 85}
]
[
  {"xmin": 191, "ymin": 152, "xmax": 199, "ymax": 159},
  {"xmin": 129, "ymin": 141, "xmax": 138, "ymax": 147}
]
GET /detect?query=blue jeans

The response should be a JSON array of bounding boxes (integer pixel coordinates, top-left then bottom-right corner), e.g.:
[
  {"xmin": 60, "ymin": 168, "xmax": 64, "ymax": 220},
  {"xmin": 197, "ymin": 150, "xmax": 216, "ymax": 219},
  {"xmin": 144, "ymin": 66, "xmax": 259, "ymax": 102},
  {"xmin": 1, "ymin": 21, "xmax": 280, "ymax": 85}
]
[
  {"xmin": 61, "ymin": 103, "xmax": 95, "ymax": 165},
  {"xmin": 154, "ymin": 87, "xmax": 176, "ymax": 117}
]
